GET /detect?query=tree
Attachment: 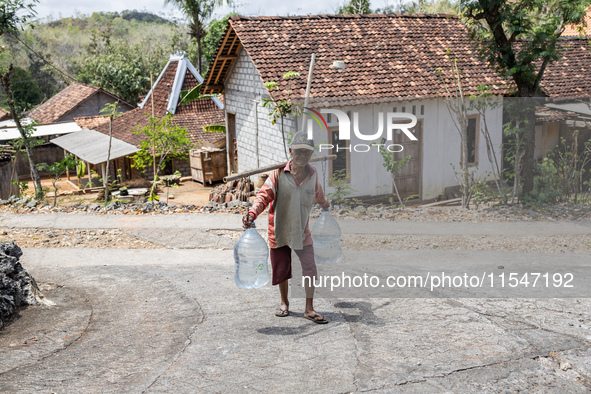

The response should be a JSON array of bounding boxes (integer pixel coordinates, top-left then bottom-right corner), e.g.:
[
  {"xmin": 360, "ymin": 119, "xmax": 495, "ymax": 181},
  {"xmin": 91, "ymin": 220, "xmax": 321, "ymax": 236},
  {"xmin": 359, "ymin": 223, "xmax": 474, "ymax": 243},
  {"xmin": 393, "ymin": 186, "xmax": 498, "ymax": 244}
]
[
  {"xmin": 100, "ymin": 102, "xmax": 122, "ymax": 203},
  {"xmin": 0, "ymin": 0, "xmax": 43, "ymax": 199},
  {"xmin": 198, "ymin": 13, "xmax": 236, "ymax": 74},
  {"xmin": 0, "ymin": 66, "xmax": 44, "ymax": 199},
  {"xmin": 262, "ymin": 71, "xmax": 302, "ymax": 160},
  {"xmin": 36, "ymin": 154, "xmax": 79, "ymax": 206},
  {"xmin": 375, "ymin": 147, "xmax": 412, "ymax": 208},
  {"xmin": 163, "ymin": 0, "xmax": 231, "ymax": 74},
  {"xmin": 0, "ymin": 0, "xmax": 38, "ymax": 37},
  {"xmin": 437, "ymin": 55, "xmax": 473, "ymax": 208},
  {"xmin": 462, "ymin": 0, "xmax": 591, "ymax": 197},
  {"xmin": 131, "ymin": 114, "xmax": 194, "ymax": 177},
  {"xmin": 337, "ymin": 0, "xmax": 372, "ymax": 14},
  {"xmin": 470, "ymin": 86, "xmax": 507, "ymax": 204},
  {"xmin": 409, "ymin": 0, "xmax": 460, "ymax": 14},
  {"xmin": 2, "ymin": 66, "xmax": 42, "ymax": 109},
  {"xmin": 76, "ymin": 38, "xmax": 167, "ymax": 105}
]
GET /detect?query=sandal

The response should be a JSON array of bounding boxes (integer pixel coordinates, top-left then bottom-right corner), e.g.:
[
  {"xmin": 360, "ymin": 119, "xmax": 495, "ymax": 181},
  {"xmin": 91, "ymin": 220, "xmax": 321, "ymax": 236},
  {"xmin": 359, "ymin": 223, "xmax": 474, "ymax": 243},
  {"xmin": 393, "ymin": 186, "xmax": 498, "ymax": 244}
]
[
  {"xmin": 275, "ymin": 307, "xmax": 289, "ymax": 317},
  {"xmin": 304, "ymin": 313, "xmax": 328, "ymax": 324}
]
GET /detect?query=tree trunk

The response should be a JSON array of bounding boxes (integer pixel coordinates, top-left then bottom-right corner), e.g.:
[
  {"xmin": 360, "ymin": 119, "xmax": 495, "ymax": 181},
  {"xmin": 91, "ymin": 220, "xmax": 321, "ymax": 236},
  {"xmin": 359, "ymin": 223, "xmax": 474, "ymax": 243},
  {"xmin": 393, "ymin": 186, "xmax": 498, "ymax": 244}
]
[
  {"xmin": 103, "ymin": 118, "xmax": 113, "ymax": 202},
  {"xmin": 459, "ymin": 116, "xmax": 470, "ymax": 209},
  {"xmin": 280, "ymin": 117, "xmax": 289, "ymax": 160},
  {"xmin": 197, "ymin": 36, "xmax": 202, "ymax": 75},
  {"xmin": 392, "ymin": 174, "xmax": 405, "ymax": 208},
  {"xmin": 520, "ymin": 100, "xmax": 537, "ymax": 196},
  {"xmin": 0, "ymin": 65, "xmax": 43, "ymax": 199}
]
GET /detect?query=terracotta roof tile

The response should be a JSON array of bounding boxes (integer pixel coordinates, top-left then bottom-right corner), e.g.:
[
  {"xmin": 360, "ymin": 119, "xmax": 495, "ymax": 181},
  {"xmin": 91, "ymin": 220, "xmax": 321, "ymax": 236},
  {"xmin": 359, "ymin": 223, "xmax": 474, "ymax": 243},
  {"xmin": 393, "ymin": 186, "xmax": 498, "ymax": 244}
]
[
  {"xmin": 28, "ymin": 81, "xmax": 134, "ymax": 124},
  {"xmin": 562, "ymin": 6, "xmax": 591, "ymax": 37},
  {"xmin": 540, "ymin": 39, "xmax": 591, "ymax": 97},
  {"xmin": 535, "ymin": 105, "xmax": 578, "ymax": 122},
  {"xmin": 204, "ymin": 14, "xmax": 507, "ymax": 102},
  {"xmin": 29, "ymin": 82, "xmax": 99, "ymax": 123},
  {"xmin": 96, "ymin": 58, "xmax": 225, "ymax": 148},
  {"xmin": 73, "ymin": 115, "xmax": 110, "ymax": 129},
  {"xmin": 206, "ymin": 14, "xmax": 591, "ymax": 102},
  {"xmin": 95, "ymin": 102, "xmax": 225, "ymax": 148}
]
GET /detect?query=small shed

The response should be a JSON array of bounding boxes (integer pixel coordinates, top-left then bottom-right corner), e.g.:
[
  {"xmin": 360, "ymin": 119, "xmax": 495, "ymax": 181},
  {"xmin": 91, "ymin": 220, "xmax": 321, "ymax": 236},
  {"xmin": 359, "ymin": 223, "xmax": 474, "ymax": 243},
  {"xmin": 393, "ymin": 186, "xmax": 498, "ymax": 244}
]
[
  {"xmin": 51, "ymin": 129, "xmax": 139, "ymax": 187},
  {"xmin": 190, "ymin": 147, "xmax": 227, "ymax": 184},
  {"xmin": 0, "ymin": 121, "xmax": 81, "ymax": 142}
]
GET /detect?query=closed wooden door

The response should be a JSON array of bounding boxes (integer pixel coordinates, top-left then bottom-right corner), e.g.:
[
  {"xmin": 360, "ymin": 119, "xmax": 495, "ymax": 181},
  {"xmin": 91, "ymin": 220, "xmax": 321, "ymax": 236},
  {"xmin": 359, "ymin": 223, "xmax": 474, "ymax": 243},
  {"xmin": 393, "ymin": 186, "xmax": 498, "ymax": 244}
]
[
  {"xmin": 393, "ymin": 120, "xmax": 422, "ymax": 199},
  {"xmin": 227, "ymin": 113, "xmax": 237, "ymax": 173}
]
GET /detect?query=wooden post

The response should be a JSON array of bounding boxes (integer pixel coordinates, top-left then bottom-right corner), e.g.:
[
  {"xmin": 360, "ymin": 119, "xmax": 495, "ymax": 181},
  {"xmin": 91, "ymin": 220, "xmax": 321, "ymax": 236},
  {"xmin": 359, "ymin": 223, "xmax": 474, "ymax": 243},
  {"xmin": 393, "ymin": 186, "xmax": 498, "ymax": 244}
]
[
  {"xmin": 87, "ymin": 161, "xmax": 91, "ymax": 188},
  {"xmin": 64, "ymin": 149, "xmax": 70, "ymax": 180}
]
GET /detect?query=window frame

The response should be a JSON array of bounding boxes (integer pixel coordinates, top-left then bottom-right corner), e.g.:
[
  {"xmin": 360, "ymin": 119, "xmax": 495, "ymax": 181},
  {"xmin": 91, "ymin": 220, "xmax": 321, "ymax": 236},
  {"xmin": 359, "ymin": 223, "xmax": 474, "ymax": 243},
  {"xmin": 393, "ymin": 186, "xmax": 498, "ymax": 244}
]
[{"xmin": 328, "ymin": 126, "xmax": 351, "ymax": 183}]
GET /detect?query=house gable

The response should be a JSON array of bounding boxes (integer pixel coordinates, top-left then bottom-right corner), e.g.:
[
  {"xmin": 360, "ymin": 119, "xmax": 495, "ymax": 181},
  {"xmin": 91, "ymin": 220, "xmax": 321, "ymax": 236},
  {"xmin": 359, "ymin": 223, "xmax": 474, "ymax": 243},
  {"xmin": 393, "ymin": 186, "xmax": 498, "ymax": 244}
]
[
  {"xmin": 29, "ymin": 82, "xmax": 134, "ymax": 124},
  {"xmin": 97, "ymin": 54, "xmax": 225, "ymax": 149}
]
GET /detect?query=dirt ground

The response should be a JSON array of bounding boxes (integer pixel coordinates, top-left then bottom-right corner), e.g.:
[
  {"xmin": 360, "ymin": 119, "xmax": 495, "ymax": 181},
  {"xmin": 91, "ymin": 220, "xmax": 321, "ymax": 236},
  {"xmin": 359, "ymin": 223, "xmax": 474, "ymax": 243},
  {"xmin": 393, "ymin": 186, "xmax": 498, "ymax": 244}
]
[{"xmin": 22, "ymin": 177, "xmax": 218, "ymax": 207}]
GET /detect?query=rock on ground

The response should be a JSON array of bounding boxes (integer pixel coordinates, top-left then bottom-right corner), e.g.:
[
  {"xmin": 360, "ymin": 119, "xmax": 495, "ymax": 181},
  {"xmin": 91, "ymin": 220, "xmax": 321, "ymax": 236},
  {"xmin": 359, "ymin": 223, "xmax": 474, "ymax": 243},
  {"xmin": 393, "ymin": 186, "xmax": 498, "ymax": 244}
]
[{"xmin": 0, "ymin": 241, "xmax": 48, "ymax": 329}]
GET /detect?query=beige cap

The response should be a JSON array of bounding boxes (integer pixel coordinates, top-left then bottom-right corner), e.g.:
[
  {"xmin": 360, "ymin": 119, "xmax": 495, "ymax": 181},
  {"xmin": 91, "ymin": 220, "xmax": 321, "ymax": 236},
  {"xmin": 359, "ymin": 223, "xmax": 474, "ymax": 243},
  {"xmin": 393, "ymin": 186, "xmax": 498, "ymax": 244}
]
[{"xmin": 290, "ymin": 131, "xmax": 314, "ymax": 151}]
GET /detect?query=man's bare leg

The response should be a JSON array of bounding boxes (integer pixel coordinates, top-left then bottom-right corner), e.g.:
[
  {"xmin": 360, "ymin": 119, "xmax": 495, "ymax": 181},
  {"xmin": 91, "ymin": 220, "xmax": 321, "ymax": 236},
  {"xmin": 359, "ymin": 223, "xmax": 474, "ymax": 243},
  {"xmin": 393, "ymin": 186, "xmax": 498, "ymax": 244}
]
[
  {"xmin": 279, "ymin": 279, "xmax": 289, "ymax": 311},
  {"xmin": 304, "ymin": 283, "xmax": 327, "ymax": 322}
]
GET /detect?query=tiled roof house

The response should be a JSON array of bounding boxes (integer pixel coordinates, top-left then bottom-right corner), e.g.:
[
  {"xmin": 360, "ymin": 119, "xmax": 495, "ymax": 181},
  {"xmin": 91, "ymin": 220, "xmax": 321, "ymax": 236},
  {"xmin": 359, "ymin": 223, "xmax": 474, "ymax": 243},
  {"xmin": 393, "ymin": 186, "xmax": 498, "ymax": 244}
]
[
  {"xmin": 203, "ymin": 14, "xmax": 591, "ymax": 200},
  {"xmin": 94, "ymin": 53, "xmax": 226, "ymax": 178},
  {"xmin": 202, "ymin": 14, "xmax": 509, "ymax": 200},
  {"xmin": 29, "ymin": 81, "xmax": 134, "ymax": 124},
  {"xmin": 533, "ymin": 37, "xmax": 591, "ymax": 160}
]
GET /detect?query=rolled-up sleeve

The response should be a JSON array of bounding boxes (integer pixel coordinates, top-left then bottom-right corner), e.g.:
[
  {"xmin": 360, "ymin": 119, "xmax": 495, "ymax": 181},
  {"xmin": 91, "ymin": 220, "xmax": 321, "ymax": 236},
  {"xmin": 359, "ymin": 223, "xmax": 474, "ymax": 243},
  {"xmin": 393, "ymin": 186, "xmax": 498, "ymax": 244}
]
[{"xmin": 249, "ymin": 172, "xmax": 277, "ymax": 221}]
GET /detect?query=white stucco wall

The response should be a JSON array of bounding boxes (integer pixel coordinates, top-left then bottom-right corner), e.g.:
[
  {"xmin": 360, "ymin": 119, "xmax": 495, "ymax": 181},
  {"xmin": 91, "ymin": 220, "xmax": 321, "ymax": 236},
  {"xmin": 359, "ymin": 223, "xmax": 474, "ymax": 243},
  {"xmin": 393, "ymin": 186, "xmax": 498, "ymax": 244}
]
[
  {"xmin": 224, "ymin": 49, "xmax": 505, "ymax": 200},
  {"xmin": 297, "ymin": 98, "xmax": 504, "ymax": 200}
]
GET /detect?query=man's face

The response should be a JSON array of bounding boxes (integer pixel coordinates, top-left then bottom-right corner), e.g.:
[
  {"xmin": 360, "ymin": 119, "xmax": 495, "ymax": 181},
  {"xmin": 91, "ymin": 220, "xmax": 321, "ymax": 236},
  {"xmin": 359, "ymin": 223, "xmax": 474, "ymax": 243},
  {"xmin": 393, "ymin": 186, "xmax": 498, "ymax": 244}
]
[{"xmin": 291, "ymin": 148, "xmax": 313, "ymax": 168}]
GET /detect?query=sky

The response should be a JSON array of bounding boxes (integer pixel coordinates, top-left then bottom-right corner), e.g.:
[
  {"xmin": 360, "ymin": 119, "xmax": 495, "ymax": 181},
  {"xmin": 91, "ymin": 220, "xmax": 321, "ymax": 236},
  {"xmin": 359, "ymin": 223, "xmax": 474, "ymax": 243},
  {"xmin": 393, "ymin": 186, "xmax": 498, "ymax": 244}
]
[{"xmin": 32, "ymin": 0, "xmax": 397, "ymax": 23}]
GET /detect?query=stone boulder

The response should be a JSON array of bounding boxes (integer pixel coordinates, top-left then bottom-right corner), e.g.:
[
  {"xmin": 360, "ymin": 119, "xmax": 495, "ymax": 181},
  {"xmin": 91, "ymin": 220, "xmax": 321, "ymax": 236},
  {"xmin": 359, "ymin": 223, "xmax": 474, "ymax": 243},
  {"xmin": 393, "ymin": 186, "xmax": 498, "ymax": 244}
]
[{"xmin": 0, "ymin": 241, "xmax": 49, "ymax": 329}]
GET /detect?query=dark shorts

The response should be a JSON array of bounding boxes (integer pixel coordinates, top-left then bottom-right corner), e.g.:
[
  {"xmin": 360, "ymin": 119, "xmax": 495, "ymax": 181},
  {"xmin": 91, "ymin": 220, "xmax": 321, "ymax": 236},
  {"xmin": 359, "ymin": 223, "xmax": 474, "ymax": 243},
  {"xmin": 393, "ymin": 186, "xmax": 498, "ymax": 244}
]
[{"xmin": 269, "ymin": 245, "xmax": 317, "ymax": 285}]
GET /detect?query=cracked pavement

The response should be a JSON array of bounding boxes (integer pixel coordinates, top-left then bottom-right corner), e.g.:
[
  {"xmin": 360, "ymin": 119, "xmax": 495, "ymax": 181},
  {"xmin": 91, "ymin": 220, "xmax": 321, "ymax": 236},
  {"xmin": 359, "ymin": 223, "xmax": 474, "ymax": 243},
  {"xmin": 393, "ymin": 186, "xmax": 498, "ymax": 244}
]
[{"xmin": 0, "ymin": 213, "xmax": 590, "ymax": 393}]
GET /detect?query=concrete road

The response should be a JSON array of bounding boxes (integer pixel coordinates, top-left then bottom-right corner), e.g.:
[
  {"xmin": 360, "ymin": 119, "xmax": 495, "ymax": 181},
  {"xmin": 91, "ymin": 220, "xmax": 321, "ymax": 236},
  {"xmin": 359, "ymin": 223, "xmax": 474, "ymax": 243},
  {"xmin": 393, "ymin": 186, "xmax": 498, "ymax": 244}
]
[{"xmin": 0, "ymin": 213, "xmax": 590, "ymax": 393}]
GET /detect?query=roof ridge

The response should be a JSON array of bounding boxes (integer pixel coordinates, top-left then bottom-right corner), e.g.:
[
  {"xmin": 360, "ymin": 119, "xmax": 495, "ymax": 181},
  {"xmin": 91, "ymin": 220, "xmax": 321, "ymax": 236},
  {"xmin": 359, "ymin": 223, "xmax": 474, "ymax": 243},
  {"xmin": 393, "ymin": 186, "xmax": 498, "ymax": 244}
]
[
  {"xmin": 230, "ymin": 13, "xmax": 458, "ymax": 21},
  {"xmin": 67, "ymin": 81, "xmax": 101, "ymax": 91}
]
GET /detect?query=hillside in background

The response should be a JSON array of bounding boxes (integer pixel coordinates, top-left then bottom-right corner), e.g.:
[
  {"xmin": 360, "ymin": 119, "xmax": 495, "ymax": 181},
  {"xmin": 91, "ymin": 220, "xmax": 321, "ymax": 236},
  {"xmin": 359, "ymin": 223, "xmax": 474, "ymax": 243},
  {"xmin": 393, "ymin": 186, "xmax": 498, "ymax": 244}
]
[{"xmin": 0, "ymin": 10, "xmax": 230, "ymax": 110}]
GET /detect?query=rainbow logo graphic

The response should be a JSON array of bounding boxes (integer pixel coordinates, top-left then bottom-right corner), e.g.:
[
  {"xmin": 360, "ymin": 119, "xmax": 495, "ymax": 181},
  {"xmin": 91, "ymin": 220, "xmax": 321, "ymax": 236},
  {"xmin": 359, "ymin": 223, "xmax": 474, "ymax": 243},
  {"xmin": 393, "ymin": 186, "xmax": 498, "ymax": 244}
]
[{"xmin": 303, "ymin": 107, "xmax": 328, "ymax": 131}]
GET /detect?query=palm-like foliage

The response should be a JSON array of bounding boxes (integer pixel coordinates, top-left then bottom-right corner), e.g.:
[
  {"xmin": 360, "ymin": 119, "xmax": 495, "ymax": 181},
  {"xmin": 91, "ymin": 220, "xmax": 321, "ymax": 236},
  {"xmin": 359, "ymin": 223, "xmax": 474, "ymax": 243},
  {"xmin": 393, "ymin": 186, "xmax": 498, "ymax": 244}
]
[{"xmin": 163, "ymin": 0, "xmax": 230, "ymax": 74}]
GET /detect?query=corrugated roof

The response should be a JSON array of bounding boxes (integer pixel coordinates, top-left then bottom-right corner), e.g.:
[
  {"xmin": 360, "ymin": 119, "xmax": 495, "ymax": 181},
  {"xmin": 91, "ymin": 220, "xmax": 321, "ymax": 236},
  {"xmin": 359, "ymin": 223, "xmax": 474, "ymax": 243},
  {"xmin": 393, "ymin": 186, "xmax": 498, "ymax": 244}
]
[
  {"xmin": 0, "ymin": 121, "xmax": 81, "ymax": 141},
  {"xmin": 545, "ymin": 102, "xmax": 591, "ymax": 116},
  {"xmin": 51, "ymin": 129, "xmax": 139, "ymax": 165}
]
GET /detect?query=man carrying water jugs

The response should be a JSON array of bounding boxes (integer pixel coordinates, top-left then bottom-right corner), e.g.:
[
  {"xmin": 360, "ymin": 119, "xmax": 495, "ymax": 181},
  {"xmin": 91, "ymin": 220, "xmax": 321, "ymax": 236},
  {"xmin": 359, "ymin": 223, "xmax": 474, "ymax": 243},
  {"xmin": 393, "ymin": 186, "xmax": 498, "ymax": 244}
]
[{"xmin": 242, "ymin": 131, "xmax": 330, "ymax": 324}]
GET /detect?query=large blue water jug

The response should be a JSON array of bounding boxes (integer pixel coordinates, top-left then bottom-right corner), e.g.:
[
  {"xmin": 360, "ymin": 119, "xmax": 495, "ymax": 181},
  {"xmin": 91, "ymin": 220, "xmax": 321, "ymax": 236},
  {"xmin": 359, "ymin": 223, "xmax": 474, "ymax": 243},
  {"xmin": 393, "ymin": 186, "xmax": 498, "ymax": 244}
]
[
  {"xmin": 311, "ymin": 210, "xmax": 342, "ymax": 264},
  {"xmin": 234, "ymin": 223, "xmax": 269, "ymax": 289}
]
